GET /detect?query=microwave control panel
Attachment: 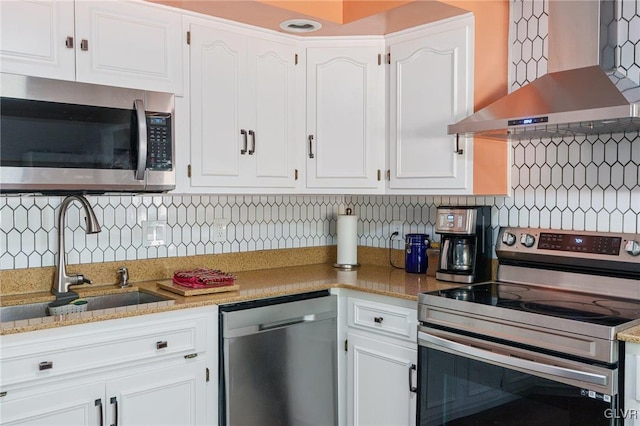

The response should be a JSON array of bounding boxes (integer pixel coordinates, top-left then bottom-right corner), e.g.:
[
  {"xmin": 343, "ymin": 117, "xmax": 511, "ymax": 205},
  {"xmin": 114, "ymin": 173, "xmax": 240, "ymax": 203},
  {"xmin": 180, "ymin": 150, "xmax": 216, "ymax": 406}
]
[{"xmin": 147, "ymin": 114, "xmax": 172, "ymax": 170}]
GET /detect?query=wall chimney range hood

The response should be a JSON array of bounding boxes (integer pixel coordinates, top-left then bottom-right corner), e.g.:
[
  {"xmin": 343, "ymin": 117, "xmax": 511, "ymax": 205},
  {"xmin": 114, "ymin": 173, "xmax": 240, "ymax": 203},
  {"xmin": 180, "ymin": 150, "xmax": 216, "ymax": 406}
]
[{"xmin": 449, "ymin": 0, "xmax": 640, "ymax": 140}]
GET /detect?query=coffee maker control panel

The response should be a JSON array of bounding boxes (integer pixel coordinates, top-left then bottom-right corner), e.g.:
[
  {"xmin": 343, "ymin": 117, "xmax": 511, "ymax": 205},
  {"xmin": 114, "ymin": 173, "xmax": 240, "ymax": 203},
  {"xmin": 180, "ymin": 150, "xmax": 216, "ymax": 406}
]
[{"xmin": 436, "ymin": 208, "xmax": 477, "ymax": 234}]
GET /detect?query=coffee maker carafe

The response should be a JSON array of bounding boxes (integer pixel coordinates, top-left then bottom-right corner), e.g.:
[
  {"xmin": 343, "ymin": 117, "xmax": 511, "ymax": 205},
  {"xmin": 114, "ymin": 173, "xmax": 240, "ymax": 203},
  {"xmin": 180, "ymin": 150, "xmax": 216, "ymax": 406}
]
[{"xmin": 436, "ymin": 206, "xmax": 491, "ymax": 283}]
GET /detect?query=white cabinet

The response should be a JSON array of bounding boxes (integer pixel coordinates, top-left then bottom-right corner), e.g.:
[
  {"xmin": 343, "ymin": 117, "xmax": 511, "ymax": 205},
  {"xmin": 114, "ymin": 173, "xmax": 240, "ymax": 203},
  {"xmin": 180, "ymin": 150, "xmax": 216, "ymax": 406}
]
[
  {"xmin": 387, "ymin": 15, "xmax": 474, "ymax": 194},
  {"xmin": 188, "ymin": 22, "xmax": 299, "ymax": 191},
  {"xmin": 305, "ymin": 45, "xmax": 385, "ymax": 193},
  {"xmin": 625, "ymin": 342, "xmax": 640, "ymax": 426},
  {"xmin": 0, "ymin": 0, "xmax": 183, "ymax": 94},
  {"xmin": 342, "ymin": 293, "xmax": 418, "ymax": 426},
  {"xmin": 0, "ymin": 307, "xmax": 216, "ymax": 426}
]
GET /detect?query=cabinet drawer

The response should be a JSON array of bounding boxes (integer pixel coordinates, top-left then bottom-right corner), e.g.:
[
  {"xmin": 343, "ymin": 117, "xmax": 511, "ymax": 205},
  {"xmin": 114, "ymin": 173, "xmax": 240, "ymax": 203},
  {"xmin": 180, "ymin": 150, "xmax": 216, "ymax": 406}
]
[
  {"xmin": 0, "ymin": 311, "xmax": 209, "ymax": 387},
  {"xmin": 347, "ymin": 297, "xmax": 417, "ymax": 342}
]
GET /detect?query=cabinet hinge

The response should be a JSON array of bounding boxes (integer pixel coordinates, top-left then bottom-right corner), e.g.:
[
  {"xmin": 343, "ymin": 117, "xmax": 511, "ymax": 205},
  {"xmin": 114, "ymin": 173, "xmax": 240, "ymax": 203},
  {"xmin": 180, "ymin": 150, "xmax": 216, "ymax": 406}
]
[
  {"xmin": 184, "ymin": 353, "xmax": 198, "ymax": 359},
  {"xmin": 187, "ymin": 31, "xmax": 191, "ymax": 45},
  {"xmin": 386, "ymin": 169, "xmax": 391, "ymax": 181},
  {"xmin": 344, "ymin": 339, "xmax": 348, "ymax": 352},
  {"xmin": 187, "ymin": 164, "xmax": 192, "ymax": 178},
  {"xmin": 206, "ymin": 367, "xmax": 210, "ymax": 382},
  {"xmin": 295, "ymin": 169, "xmax": 299, "ymax": 180},
  {"xmin": 295, "ymin": 53, "xmax": 298, "ymax": 65},
  {"xmin": 377, "ymin": 169, "xmax": 381, "ymax": 181},
  {"xmin": 387, "ymin": 52, "xmax": 391, "ymax": 64}
]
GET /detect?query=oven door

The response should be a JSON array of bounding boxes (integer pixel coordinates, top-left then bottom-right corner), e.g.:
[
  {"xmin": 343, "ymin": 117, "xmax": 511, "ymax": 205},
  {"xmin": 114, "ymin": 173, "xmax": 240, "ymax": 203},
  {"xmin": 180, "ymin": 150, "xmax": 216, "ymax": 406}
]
[{"xmin": 418, "ymin": 327, "xmax": 621, "ymax": 426}]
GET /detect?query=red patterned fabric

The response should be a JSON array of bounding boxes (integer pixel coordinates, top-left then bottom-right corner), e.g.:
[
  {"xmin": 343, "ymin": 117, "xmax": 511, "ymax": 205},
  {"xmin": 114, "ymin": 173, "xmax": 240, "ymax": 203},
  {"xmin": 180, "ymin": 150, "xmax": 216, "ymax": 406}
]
[{"xmin": 173, "ymin": 268, "xmax": 236, "ymax": 288}]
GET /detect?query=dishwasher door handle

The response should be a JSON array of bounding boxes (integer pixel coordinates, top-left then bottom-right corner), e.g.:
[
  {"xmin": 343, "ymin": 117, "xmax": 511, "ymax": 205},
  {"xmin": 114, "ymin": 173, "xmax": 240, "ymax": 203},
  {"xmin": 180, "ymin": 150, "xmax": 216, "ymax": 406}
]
[{"xmin": 259, "ymin": 315, "xmax": 315, "ymax": 331}]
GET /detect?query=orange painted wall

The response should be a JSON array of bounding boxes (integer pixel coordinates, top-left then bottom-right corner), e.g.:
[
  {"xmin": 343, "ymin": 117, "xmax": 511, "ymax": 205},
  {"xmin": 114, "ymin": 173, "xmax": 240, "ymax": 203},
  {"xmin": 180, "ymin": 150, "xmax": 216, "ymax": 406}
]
[
  {"xmin": 441, "ymin": 0, "xmax": 510, "ymax": 195},
  {"xmin": 259, "ymin": 0, "xmax": 414, "ymax": 24}
]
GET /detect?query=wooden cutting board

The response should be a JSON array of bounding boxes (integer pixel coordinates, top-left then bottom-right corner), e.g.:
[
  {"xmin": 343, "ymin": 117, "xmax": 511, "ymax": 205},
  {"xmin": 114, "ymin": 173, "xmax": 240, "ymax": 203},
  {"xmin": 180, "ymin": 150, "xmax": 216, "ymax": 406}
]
[{"xmin": 157, "ymin": 280, "xmax": 240, "ymax": 296}]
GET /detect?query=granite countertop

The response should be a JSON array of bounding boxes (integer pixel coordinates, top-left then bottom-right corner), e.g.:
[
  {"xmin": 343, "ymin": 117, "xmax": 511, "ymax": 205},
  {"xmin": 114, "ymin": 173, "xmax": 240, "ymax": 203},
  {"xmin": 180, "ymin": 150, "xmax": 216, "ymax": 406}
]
[
  {"xmin": 0, "ymin": 263, "xmax": 460, "ymax": 335},
  {"xmin": 4, "ymin": 262, "xmax": 639, "ymax": 344}
]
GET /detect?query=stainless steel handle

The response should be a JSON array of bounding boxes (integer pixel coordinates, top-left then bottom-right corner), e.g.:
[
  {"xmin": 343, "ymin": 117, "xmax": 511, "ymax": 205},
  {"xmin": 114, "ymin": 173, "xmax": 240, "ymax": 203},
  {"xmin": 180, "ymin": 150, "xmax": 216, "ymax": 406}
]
[
  {"xmin": 224, "ymin": 310, "xmax": 337, "ymax": 338},
  {"xmin": 240, "ymin": 129, "xmax": 248, "ymax": 154},
  {"xmin": 308, "ymin": 135, "xmax": 315, "ymax": 159},
  {"xmin": 374, "ymin": 316, "xmax": 383, "ymax": 323},
  {"xmin": 409, "ymin": 363, "xmax": 417, "ymax": 393},
  {"xmin": 96, "ymin": 399, "xmax": 103, "ymax": 426},
  {"xmin": 65, "ymin": 36, "xmax": 74, "ymax": 48},
  {"xmin": 39, "ymin": 361, "xmax": 53, "ymax": 371},
  {"xmin": 454, "ymin": 134, "xmax": 464, "ymax": 155},
  {"xmin": 439, "ymin": 239, "xmax": 450, "ymax": 270},
  {"xmin": 156, "ymin": 340, "xmax": 168, "ymax": 350},
  {"xmin": 110, "ymin": 397, "xmax": 118, "ymax": 426},
  {"xmin": 418, "ymin": 331, "xmax": 608, "ymax": 387},
  {"xmin": 248, "ymin": 130, "xmax": 255, "ymax": 155},
  {"xmin": 80, "ymin": 39, "xmax": 89, "ymax": 51},
  {"xmin": 259, "ymin": 315, "xmax": 316, "ymax": 332},
  {"xmin": 134, "ymin": 99, "xmax": 147, "ymax": 180}
]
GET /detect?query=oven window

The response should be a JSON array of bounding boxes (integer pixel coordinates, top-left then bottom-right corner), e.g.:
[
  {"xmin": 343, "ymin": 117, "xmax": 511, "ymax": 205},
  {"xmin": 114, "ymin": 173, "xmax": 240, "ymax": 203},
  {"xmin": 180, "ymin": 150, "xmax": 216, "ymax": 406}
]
[
  {"xmin": 418, "ymin": 347, "xmax": 618, "ymax": 426},
  {"xmin": 1, "ymin": 97, "xmax": 136, "ymax": 170}
]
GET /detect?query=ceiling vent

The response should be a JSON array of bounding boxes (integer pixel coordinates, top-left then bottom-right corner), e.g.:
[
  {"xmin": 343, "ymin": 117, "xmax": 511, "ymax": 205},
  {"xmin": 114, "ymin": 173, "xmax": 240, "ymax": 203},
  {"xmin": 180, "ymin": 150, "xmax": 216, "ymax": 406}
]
[{"xmin": 279, "ymin": 19, "xmax": 322, "ymax": 33}]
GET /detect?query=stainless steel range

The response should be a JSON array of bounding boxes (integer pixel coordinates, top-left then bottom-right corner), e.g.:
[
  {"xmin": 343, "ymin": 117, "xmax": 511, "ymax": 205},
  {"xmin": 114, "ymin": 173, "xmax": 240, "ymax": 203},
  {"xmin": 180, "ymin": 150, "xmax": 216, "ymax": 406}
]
[{"xmin": 417, "ymin": 227, "xmax": 640, "ymax": 425}]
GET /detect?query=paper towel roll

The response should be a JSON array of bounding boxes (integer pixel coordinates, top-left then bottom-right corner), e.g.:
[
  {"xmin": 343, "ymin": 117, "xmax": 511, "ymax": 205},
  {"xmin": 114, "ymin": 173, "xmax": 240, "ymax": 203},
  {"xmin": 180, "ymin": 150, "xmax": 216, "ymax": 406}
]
[{"xmin": 335, "ymin": 212, "xmax": 358, "ymax": 268}]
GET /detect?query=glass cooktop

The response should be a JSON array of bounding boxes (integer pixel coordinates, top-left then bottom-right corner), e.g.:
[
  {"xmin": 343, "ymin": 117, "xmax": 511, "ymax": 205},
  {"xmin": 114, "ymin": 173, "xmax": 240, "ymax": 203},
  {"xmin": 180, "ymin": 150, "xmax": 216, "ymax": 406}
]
[{"xmin": 429, "ymin": 282, "xmax": 640, "ymax": 327}]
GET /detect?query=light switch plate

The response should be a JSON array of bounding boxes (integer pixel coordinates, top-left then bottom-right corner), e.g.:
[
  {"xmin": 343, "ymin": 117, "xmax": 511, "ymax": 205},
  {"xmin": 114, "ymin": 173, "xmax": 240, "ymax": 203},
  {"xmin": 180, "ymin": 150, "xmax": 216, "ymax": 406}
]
[{"xmin": 142, "ymin": 220, "xmax": 167, "ymax": 246}]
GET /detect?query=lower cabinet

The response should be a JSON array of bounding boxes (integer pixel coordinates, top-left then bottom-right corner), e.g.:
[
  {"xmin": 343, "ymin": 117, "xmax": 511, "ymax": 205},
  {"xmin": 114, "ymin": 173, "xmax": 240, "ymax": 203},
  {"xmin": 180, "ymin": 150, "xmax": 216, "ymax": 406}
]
[
  {"xmin": 0, "ymin": 306, "xmax": 216, "ymax": 426},
  {"xmin": 347, "ymin": 333, "xmax": 417, "ymax": 426},
  {"xmin": 0, "ymin": 360, "xmax": 206, "ymax": 426},
  {"xmin": 341, "ymin": 292, "xmax": 419, "ymax": 426},
  {"xmin": 625, "ymin": 342, "xmax": 640, "ymax": 426}
]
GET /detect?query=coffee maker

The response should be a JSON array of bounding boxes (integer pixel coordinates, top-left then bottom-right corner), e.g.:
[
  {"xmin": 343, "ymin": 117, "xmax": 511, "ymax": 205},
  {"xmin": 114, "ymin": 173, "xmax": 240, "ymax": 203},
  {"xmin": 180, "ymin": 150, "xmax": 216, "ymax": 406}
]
[{"xmin": 435, "ymin": 206, "xmax": 492, "ymax": 283}]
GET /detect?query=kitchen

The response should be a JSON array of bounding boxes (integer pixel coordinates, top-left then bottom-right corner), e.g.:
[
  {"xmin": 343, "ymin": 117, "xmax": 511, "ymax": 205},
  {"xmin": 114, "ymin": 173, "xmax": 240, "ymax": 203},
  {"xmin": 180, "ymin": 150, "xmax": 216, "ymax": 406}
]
[{"xmin": 1, "ymin": 0, "xmax": 639, "ymax": 425}]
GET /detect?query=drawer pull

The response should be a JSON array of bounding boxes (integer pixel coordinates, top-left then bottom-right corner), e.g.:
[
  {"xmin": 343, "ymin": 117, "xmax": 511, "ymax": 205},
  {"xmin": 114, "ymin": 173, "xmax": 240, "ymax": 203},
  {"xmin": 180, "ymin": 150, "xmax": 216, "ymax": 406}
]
[
  {"xmin": 374, "ymin": 316, "xmax": 384, "ymax": 324},
  {"xmin": 156, "ymin": 341, "xmax": 168, "ymax": 350},
  {"xmin": 39, "ymin": 361, "xmax": 53, "ymax": 371}
]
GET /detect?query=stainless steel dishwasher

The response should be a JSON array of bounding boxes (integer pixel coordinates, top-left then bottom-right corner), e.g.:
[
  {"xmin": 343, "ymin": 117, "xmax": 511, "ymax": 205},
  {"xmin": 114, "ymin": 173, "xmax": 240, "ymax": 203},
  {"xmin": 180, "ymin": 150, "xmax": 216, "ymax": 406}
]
[{"xmin": 219, "ymin": 290, "xmax": 338, "ymax": 426}]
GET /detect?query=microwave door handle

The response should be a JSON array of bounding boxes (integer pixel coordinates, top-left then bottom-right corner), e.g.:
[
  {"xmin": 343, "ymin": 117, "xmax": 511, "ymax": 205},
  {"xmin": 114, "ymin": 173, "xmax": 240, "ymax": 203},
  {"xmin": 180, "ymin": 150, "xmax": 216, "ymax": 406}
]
[{"xmin": 134, "ymin": 99, "xmax": 147, "ymax": 180}]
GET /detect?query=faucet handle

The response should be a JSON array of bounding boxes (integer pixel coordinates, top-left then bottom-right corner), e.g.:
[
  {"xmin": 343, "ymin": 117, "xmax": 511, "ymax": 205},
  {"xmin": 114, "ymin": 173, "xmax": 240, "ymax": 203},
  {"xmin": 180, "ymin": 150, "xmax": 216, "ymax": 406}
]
[{"xmin": 117, "ymin": 267, "xmax": 130, "ymax": 288}]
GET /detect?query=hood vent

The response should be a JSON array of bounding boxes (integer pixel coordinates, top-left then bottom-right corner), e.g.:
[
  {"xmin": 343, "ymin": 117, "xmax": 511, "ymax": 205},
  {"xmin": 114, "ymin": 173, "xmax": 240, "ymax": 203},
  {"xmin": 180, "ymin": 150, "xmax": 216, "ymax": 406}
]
[{"xmin": 449, "ymin": 0, "xmax": 640, "ymax": 140}]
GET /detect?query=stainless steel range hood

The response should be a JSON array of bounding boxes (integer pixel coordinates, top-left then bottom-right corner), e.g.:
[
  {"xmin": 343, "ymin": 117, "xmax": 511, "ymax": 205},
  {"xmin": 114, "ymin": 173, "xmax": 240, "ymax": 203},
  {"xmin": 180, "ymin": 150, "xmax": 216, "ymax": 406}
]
[{"xmin": 449, "ymin": 0, "xmax": 640, "ymax": 140}]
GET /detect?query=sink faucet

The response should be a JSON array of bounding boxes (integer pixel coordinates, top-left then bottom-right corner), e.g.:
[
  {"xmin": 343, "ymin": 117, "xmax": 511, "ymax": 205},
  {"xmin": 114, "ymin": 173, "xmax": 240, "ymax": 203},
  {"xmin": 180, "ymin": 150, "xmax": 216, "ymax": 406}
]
[
  {"xmin": 117, "ymin": 266, "xmax": 130, "ymax": 288},
  {"xmin": 53, "ymin": 195, "xmax": 101, "ymax": 301}
]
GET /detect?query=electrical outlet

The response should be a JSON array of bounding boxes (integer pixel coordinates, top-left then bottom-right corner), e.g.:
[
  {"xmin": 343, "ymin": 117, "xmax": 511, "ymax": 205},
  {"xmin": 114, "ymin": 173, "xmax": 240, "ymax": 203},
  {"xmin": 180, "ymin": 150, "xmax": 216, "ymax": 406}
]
[
  {"xmin": 213, "ymin": 218, "xmax": 229, "ymax": 242},
  {"xmin": 390, "ymin": 221, "xmax": 404, "ymax": 240}
]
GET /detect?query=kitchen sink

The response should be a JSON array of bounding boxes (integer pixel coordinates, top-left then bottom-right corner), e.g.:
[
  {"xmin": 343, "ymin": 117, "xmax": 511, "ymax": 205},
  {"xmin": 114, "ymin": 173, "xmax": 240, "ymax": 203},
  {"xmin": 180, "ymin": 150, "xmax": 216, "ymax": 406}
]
[{"xmin": 0, "ymin": 291, "xmax": 171, "ymax": 323}]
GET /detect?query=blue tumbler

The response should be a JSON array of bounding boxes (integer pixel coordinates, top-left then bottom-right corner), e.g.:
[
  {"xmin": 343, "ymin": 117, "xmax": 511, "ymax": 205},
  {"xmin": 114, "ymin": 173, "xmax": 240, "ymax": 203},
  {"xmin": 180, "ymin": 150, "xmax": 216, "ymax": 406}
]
[{"xmin": 405, "ymin": 234, "xmax": 431, "ymax": 274}]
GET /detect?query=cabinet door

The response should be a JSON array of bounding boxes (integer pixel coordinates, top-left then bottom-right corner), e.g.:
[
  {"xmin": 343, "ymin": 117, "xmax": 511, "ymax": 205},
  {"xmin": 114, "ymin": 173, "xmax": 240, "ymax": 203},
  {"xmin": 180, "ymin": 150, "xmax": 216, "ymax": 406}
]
[
  {"xmin": 0, "ymin": 382, "xmax": 104, "ymax": 426},
  {"xmin": 105, "ymin": 360, "xmax": 207, "ymax": 426},
  {"xmin": 388, "ymin": 18, "xmax": 473, "ymax": 193},
  {"xmin": 189, "ymin": 24, "xmax": 248, "ymax": 187},
  {"xmin": 74, "ymin": 0, "xmax": 183, "ymax": 93},
  {"xmin": 306, "ymin": 46, "xmax": 384, "ymax": 191},
  {"xmin": 247, "ymin": 38, "xmax": 298, "ymax": 188},
  {"xmin": 0, "ymin": 0, "xmax": 75, "ymax": 81},
  {"xmin": 347, "ymin": 333, "xmax": 417, "ymax": 426}
]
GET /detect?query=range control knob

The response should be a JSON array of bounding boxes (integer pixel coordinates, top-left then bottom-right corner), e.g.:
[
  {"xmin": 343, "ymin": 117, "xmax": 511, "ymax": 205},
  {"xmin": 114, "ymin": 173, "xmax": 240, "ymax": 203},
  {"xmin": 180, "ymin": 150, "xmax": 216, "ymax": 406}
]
[
  {"xmin": 501, "ymin": 232, "xmax": 516, "ymax": 246},
  {"xmin": 625, "ymin": 240, "xmax": 640, "ymax": 256},
  {"xmin": 520, "ymin": 233, "xmax": 536, "ymax": 248}
]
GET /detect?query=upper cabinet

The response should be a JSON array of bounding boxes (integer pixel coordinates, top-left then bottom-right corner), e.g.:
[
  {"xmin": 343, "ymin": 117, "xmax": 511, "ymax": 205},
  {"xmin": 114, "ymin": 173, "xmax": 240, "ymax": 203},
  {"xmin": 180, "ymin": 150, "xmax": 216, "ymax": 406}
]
[
  {"xmin": 188, "ymin": 22, "xmax": 300, "ymax": 191},
  {"xmin": 386, "ymin": 15, "xmax": 474, "ymax": 194},
  {"xmin": 304, "ymin": 43, "xmax": 385, "ymax": 193},
  {"xmin": 0, "ymin": 0, "xmax": 183, "ymax": 94}
]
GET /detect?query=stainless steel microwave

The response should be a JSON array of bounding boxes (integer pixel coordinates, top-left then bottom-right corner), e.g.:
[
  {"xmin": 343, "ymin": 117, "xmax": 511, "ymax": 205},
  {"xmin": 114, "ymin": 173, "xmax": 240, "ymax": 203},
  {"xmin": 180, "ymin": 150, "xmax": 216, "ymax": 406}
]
[{"xmin": 0, "ymin": 73, "xmax": 175, "ymax": 193}]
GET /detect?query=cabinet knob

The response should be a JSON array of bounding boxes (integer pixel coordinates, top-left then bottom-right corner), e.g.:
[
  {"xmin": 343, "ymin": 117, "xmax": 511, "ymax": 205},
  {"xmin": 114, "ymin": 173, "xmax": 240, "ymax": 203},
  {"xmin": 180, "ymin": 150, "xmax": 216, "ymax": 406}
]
[
  {"xmin": 80, "ymin": 39, "xmax": 89, "ymax": 51},
  {"xmin": 374, "ymin": 316, "xmax": 383, "ymax": 324},
  {"xmin": 156, "ymin": 341, "xmax": 168, "ymax": 350},
  {"xmin": 65, "ymin": 36, "xmax": 74, "ymax": 48}
]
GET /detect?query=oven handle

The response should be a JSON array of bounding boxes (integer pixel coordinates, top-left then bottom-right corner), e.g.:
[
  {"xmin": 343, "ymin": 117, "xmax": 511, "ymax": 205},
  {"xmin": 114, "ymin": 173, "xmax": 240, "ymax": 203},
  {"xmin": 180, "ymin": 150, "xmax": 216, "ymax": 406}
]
[{"xmin": 418, "ymin": 331, "xmax": 608, "ymax": 387}]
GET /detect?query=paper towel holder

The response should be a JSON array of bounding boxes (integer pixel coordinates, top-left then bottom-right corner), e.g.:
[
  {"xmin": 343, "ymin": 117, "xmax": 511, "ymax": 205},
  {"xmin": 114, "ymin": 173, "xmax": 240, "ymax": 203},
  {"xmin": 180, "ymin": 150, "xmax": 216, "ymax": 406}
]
[{"xmin": 333, "ymin": 208, "xmax": 360, "ymax": 270}]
